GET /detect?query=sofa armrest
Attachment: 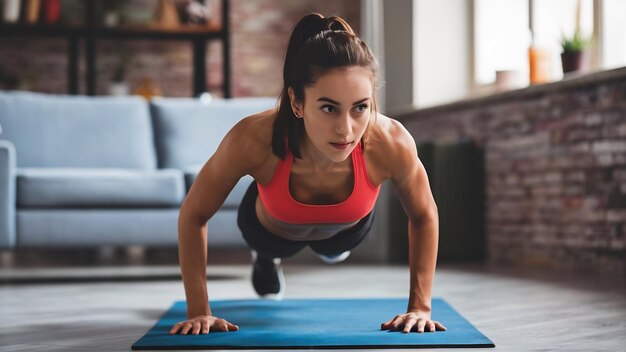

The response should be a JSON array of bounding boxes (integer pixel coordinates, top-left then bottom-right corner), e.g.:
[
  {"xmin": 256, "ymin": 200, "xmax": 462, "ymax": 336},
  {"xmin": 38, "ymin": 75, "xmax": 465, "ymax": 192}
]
[{"xmin": 0, "ymin": 139, "xmax": 16, "ymax": 249}]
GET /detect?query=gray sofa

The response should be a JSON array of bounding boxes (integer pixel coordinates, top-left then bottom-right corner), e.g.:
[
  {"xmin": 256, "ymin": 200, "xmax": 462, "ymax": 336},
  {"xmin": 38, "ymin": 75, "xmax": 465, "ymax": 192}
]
[{"xmin": 0, "ymin": 91, "xmax": 277, "ymax": 249}]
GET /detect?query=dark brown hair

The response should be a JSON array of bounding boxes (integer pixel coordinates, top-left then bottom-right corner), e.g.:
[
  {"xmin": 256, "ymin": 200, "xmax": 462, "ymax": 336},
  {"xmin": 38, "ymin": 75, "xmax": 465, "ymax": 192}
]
[{"xmin": 272, "ymin": 13, "xmax": 381, "ymax": 160}]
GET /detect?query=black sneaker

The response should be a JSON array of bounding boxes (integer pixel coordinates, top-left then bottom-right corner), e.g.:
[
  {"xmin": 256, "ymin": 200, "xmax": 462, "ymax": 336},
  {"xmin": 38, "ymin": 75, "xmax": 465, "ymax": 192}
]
[{"xmin": 251, "ymin": 250, "xmax": 285, "ymax": 300}]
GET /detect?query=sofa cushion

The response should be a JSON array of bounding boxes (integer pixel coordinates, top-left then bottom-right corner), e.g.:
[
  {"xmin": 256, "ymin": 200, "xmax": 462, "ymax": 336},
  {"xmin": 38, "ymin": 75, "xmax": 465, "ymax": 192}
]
[
  {"xmin": 150, "ymin": 97, "xmax": 277, "ymax": 169},
  {"xmin": 17, "ymin": 208, "xmax": 247, "ymax": 247},
  {"xmin": 17, "ymin": 168, "xmax": 185, "ymax": 208},
  {"xmin": 0, "ymin": 91, "xmax": 157, "ymax": 169},
  {"xmin": 183, "ymin": 164, "xmax": 253, "ymax": 209}
]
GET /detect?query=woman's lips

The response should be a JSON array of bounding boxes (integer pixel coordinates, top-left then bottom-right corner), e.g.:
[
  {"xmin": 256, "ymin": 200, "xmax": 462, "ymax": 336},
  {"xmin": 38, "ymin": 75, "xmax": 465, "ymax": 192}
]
[{"xmin": 330, "ymin": 142, "xmax": 352, "ymax": 150}]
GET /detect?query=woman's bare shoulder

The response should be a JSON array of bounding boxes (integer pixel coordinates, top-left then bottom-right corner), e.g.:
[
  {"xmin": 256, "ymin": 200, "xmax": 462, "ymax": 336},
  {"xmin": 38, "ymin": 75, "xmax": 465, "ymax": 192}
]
[
  {"xmin": 236, "ymin": 107, "xmax": 276, "ymax": 144},
  {"xmin": 226, "ymin": 107, "xmax": 277, "ymax": 170},
  {"xmin": 364, "ymin": 113, "xmax": 418, "ymax": 179}
]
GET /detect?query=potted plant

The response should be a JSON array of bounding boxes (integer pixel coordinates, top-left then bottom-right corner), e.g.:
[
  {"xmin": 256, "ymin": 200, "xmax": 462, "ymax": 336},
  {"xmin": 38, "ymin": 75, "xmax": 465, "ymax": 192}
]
[{"xmin": 560, "ymin": 28, "xmax": 593, "ymax": 74}]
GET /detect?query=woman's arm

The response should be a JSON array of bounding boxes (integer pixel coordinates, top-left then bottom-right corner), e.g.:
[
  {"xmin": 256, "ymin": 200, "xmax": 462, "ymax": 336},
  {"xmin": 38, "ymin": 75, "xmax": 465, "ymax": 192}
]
[
  {"xmin": 173, "ymin": 116, "xmax": 263, "ymax": 334},
  {"xmin": 407, "ymin": 208, "xmax": 439, "ymax": 314},
  {"xmin": 379, "ymin": 119, "xmax": 445, "ymax": 333},
  {"xmin": 178, "ymin": 204, "xmax": 211, "ymax": 318}
]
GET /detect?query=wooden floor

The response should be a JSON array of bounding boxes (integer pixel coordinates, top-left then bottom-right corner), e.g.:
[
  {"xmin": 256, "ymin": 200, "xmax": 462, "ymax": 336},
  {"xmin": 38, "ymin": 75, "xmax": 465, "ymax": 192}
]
[{"xmin": 0, "ymin": 260, "xmax": 624, "ymax": 351}]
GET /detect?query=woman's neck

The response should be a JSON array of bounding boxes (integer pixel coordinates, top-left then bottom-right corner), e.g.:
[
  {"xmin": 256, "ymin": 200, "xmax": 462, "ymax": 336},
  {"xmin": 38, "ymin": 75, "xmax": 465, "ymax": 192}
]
[{"xmin": 296, "ymin": 136, "xmax": 351, "ymax": 172}]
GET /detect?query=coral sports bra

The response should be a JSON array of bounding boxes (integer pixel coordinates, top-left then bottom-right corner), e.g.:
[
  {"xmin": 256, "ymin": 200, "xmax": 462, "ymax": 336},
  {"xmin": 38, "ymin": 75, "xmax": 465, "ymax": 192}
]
[{"xmin": 257, "ymin": 140, "xmax": 380, "ymax": 224}]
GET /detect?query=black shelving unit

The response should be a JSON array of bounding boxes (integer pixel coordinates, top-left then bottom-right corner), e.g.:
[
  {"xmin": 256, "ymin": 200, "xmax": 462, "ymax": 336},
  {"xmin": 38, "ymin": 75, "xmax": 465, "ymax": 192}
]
[{"xmin": 0, "ymin": 0, "xmax": 231, "ymax": 98}]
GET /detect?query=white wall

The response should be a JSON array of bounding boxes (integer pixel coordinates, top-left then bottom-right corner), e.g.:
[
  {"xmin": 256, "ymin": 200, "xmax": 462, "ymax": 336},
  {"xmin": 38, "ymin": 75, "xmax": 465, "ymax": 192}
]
[
  {"xmin": 360, "ymin": 0, "xmax": 387, "ymax": 113},
  {"xmin": 383, "ymin": 0, "xmax": 415, "ymax": 114},
  {"xmin": 414, "ymin": 0, "xmax": 472, "ymax": 108},
  {"xmin": 383, "ymin": 0, "xmax": 472, "ymax": 113}
]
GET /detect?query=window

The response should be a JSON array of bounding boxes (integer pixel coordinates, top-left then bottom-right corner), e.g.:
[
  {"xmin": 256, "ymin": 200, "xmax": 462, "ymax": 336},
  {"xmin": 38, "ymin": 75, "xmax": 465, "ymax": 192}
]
[
  {"xmin": 474, "ymin": 0, "xmax": 529, "ymax": 85},
  {"xmin": 474, "ymin": 0, "xmax": 622, "ymax": 89}
]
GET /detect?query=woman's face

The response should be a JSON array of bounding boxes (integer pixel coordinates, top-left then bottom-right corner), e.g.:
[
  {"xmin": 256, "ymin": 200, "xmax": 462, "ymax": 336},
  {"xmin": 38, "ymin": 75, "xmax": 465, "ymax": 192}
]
[{"xmin": 289, "ymin": 66, "xmax": 374, "ymax": 164}]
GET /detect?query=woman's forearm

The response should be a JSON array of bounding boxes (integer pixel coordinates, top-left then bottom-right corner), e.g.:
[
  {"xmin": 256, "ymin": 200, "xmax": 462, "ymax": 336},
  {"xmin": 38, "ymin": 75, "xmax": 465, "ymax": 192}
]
[
  {"xmin": 407, "ymin": 216, "xmax": 439, "ymax": 314},
  {"xmin": 178, "ymin": 213, "xmax": 211, "ymax": 318}
]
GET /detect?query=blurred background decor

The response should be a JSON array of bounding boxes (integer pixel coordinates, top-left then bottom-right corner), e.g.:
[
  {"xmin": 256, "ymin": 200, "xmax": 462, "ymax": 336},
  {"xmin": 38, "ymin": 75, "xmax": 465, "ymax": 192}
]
[
  {"xmin": 559, "ymin": 0, "xmax": 594, "ymax": 75},
  {"xmin": 174, "ymin": 0, "xmax": 213, "ymax": 25},
  {"xmin": 153, "ymin": 0, "xmax": 181, "ymax": 29},
  {"xmin": 528, "ymin": 39, "xmax": 552, "ymax": 85},
  {"xmin": 560, "ymin": 28, "xmax": 593, "ymax": 74},
  {"xmin": 43, "ymin": 0, "xmax": 62, "ymax": 24},
  {"xmin": 3, "ymin": 0, "xmax": 21, "ymax": 23},
  {"xmin": 133, "ymin": 77, "xmax": 163, "ymax": 100},
  {"xmin": 108, "ymin": 48, "xmax": 132, "ymax": 96},
  {"xmin": 101, "ymin": 0, "xmax": 126, "ymax": 27},
  {"xmin": 0, "ymin": 64, "xmax": 19, "ymax": 90},
  {"xmin": 24, "ymin": 0, "xmax": 42, "ymax": 24}
]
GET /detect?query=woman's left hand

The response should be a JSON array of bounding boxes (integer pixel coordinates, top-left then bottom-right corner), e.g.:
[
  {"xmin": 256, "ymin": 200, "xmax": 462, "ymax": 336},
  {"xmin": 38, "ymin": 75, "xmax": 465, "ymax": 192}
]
[{"xmin": 381, "ymin": 312, "xmax": 447, "ymax": 333}]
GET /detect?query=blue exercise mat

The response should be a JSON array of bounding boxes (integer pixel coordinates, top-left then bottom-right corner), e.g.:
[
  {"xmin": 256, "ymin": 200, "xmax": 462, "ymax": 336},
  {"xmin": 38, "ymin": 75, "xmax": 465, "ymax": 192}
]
[{"xmin": 132, "ymin": 298, "xmax": 494, "ymax": 349}]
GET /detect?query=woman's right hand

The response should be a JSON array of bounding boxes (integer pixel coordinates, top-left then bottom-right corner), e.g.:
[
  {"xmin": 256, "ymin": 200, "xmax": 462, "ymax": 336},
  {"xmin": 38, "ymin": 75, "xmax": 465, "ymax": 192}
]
[{"xmin": 169, "ymin": 315, "xmax": 239, "ymax": 335}]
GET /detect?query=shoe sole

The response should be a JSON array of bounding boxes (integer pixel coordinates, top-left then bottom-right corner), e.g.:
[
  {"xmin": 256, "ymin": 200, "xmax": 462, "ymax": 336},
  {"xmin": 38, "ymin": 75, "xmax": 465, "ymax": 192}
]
[{"xmin": 319, "ymin": 251, "xmax": 351, "ymax": 264}]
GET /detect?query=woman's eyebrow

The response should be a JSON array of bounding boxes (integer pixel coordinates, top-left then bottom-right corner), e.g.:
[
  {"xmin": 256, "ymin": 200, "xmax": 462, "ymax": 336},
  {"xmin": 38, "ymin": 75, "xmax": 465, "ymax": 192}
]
[{"xmin": 317, "ymin": 97, "xmax": 370, "ymax": 105}]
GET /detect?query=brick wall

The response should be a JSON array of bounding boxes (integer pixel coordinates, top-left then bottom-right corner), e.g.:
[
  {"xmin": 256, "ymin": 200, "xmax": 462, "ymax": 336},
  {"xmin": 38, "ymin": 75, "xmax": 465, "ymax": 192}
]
[
  {"xmin": 397, "ymin": 68, "xmax": 626, "ymax": 274},
  {"xmin": 0, "ymin": 0, "xmax": 360, "ymax": 97}
]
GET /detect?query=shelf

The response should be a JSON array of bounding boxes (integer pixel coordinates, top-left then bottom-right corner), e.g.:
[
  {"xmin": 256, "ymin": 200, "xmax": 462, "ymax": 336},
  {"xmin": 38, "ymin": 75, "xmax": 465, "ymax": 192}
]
[
  {"xmin": 95, "ymin": 23, "xmax": 224, "ymax": 41},
  {"xmin": 0, "ymin": 22, "xmax": 84, "ymax": 37},
  {"xmin": 0, "ymin": 22, "xmax": 224, "ymax": 40},
  {"xmin": 0, "ymin": 0, "xmax": 231, "ymax": 97},
  {"xmin": 116, "ymin": 23, "xmax": 223, "ymax": 34}
]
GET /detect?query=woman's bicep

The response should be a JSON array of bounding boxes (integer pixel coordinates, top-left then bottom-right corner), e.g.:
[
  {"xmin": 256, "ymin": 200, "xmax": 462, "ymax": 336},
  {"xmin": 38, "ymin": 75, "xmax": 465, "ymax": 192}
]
[
  {"xmin": 389, "ymin": 124, "xmax": 437, "ymax": 224},
  {"xmin": 180, "ymin": 122, "xmax": 257, "ymax": 224}
]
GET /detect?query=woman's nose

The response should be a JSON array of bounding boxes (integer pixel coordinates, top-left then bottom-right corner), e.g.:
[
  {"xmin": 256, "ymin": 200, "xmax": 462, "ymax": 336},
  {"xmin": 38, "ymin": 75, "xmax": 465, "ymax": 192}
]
[{"xmin": 335, "ymin": 115, "xmax": 351, "ymax": 135}]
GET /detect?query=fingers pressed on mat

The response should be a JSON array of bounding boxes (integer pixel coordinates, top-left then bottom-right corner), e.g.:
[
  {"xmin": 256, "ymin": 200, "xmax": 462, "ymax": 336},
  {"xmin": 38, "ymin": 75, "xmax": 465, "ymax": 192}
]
[
  {"xmin": 181, "ymin": 322, "xmax": 192, "ymax": 335},
  {"xmin": 416, "ymin": 320, "xmax": 426, "ymax": 333},
  {"xmin": 169, "ymin": 323, "xmax": 180, "ymax": 335},
  {"xmin": 403, "ymin": 317, "xmax": 417, "ymax": 333},
  {"xmin": 192, "ymin": 321, "xmax": 201, "ymax": 334}
]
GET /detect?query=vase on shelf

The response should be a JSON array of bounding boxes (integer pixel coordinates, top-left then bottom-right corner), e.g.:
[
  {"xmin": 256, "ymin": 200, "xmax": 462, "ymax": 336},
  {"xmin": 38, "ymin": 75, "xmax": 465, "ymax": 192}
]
[
  {"xmin": 109, "ymin": 81, "xmax": 130, "ymax": 96},
  {"xmin": 3, "ymin": 0, "xmax": 21, "ymax": 23},
  {"xmin": 153, "ymin": 0, "xmax": 180, "ymax": 29},
  {"xmin": 133, "ymin": 78, "xmax": 162, "ymax": 100},
  {"xmin": 528, "ymin": 45, "xmax": 551, "ymax": 84},
  {"xmin": 25, "ymin": 0, "xmax": 42, "ymax": 24},
  {"xmin": 494, "ymin": 70, "xmax": 523, "ymax": 92}
]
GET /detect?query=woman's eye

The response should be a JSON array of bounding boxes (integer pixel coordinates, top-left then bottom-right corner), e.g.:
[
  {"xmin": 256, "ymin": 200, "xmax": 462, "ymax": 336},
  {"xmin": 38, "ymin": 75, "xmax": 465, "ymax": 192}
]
[
  {"xmin": 321, "ymin": 104, "xmax": 368, "ymax": 114},
  {"xmin": 321, "ymin": 105, "xmax": 336, "ymax": 113},
  {"xmin": 355, "ymin": 104, "xmax": 369, "ymax": 113}
]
